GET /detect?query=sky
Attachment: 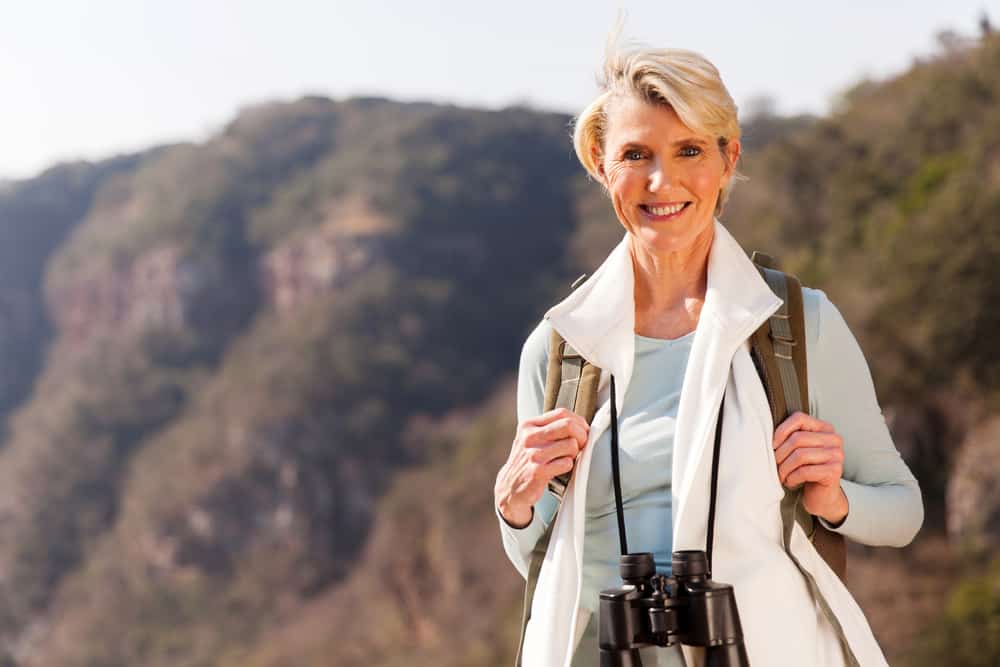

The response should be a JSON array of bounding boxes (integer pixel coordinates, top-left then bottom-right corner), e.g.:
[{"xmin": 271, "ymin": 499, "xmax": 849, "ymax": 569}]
[{"xmin": 1, "ymin": 0, "xmax": 995, "ymax": 181}]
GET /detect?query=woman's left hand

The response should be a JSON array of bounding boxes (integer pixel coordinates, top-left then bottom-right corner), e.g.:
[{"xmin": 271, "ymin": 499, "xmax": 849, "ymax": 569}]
[{"xmin": 772, "ymin": 411, "xmax": 849, "ymax": 525}]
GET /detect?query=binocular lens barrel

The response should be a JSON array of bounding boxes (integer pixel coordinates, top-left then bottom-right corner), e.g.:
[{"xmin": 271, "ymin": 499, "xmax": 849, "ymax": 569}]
[
  {"xmin": 599, "ymin": 588, "xmax": 639, "ymax": 650},
  {"xmin": 618, "ymin": 552, "xmax": 656, "ymax": 582},
  {"xmin": 671, "ymin": 550, "xmax": 709, "ymax": 578}
]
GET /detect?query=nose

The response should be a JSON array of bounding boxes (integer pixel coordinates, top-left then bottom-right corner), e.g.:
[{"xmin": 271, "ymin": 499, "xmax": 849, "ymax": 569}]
[{"xmin": 646, "ymin": 158, "xmax": 670, "ymax": 193}]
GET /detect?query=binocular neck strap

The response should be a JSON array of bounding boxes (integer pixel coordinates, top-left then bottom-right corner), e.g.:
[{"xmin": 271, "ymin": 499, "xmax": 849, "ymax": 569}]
[
  {"xmin": 706, "ymin": 393, "xmax": 725, "ymax": 577},
  {"xmin": 609, "ymin": 376, "xmax": 628, "ymax": 555},
  {"xmin": 608, "ymin": 375, "xmax": 726, "ymax": 576}
]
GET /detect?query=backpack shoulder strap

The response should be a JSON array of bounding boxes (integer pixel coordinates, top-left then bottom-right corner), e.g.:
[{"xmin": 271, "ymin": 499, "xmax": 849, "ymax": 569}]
[
  {"xmin": 748, "ymin": 251, "xmax": 808, "ymax": 422},
  {"xmin": 749, "ymin": 251, "xmax": 848, "ymax": 586},
  {"xmin": 543, "ymin": 327, "xmax": 602, "ymax": 499}
]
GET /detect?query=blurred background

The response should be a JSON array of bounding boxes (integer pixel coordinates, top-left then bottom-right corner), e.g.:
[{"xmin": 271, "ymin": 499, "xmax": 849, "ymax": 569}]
[{"xmin": 1, "ymin": 2, "xmax": 998, "ymax": 665}]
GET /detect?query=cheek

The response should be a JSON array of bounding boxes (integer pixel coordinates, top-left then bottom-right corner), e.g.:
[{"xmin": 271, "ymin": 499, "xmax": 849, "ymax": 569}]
[{"xmin": 689, "ymin": 165, "xmax": 726, "ymax": 198}]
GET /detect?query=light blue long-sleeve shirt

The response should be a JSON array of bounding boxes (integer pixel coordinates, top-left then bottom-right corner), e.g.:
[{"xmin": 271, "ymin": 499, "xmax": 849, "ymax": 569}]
[{"xmin": 497, "ymin": 286, "xmax": 923, "ymax": 662}]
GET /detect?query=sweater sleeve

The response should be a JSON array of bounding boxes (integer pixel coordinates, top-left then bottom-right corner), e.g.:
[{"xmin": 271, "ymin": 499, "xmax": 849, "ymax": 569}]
[
  {"xmin": 803, "ymin": 288, "xmax": 924, "ymax": 547},
  {"xmin": 496, "ymin": 317, "xmax": 561, "ymax": 579}
]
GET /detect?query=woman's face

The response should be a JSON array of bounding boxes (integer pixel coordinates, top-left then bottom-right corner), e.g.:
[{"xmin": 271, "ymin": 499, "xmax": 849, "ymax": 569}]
[{"xmin": 596, "ymin": 96, "xmax": 740, "ymax": 257}]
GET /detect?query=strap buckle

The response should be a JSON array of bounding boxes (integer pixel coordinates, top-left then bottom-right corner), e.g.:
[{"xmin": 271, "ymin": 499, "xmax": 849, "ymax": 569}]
[
  {"xmin": 769, "ymin": 330, "xmax": 797, "ymax": 360},
  {"xmin": 547, "ymin": 474, "xmax": 570, "ymax": 500},
  {"xmin": 769, "ymin": 331, "xmax": 797, "ymax": 345}
]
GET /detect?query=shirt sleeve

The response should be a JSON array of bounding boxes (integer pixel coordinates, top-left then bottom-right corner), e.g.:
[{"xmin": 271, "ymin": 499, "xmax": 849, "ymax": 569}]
[
  {"xmin": 496, "ymin": 317, "xmax": 561, "ymax": 579},
  {"xmin": 804, "ymin": 288, "xmax": 924, "ymax": 547}
]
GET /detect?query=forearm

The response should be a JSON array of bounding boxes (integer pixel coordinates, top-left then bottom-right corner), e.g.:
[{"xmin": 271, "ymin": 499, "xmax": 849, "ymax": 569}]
[
  {"xmin": 807, "ymin": 289, "xmax": 925, "ymax": 548},
  {"xmin": 817, "ymin": 478, "xmax": 923, "ymax": 547},
  {"xmin": 496, "ymin": 490, "xmax": 558, "ymax": 579},
  {"xmin": 499, "ymin": 319, "xmax": 558, "ymax": 578}
]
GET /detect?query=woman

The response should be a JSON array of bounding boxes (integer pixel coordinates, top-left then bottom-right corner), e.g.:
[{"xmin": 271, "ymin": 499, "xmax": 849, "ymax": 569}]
[{"xmin": 493, "ymin": 37, "xmax": 923, "ymax": 667}]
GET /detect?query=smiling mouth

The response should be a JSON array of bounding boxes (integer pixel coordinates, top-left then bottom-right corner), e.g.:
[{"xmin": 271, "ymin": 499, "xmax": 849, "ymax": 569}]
[{"xmin": 640, "ymin": 202, "xmax": 691, "ymax": 218}]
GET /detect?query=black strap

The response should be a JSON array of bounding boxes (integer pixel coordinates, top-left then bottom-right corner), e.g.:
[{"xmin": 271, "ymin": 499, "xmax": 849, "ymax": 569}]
[
  {"xmin": 609, "ymin": 375, "xmax": 628, "ymax": 555},
  {"xmin": 706, "ymin": 393, "xmax": 726, "ymax": 577},
  {"xmin": 608, "ymin": 375, "xmax": 726, "ymax": 569}
]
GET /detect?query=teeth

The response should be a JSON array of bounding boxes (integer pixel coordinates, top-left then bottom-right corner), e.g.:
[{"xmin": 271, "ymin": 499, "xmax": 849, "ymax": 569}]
[{"xmin": 647, "ymin": 202, "xmax": 686, "ymax": 216}]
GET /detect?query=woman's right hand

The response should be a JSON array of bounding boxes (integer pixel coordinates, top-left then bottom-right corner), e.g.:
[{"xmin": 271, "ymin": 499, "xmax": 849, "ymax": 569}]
[{"xmin": 494, "ymin": 407, "xmax": 590, "ymax": 528}]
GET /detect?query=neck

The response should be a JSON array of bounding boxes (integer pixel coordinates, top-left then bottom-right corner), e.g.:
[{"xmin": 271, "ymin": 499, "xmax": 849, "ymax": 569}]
[{"xmin": 630, "ymin": 227, "xmax": 712, "ymax": 332}]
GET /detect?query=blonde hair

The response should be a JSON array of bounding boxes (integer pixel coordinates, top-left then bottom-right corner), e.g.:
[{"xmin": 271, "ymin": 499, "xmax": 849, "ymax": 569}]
[{"xmin": 573, "ymin": 25, "xmax": 746, "ymax": 216}]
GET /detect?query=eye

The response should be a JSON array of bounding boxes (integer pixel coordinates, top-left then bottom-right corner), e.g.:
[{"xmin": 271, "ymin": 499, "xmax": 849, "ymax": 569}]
[
  {"xmin": 679, "ymin": 145, "xmax": 702, "ymax": 157},
  {"xmin": 623, "ymin": 149, "xmax": 646, "ymax": 161}
]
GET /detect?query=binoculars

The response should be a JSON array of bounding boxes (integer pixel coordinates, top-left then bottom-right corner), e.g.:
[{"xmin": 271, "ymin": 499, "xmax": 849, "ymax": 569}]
[{"xmin": 598, "ymin": 550, "xmax": 749, "ymax": 666}]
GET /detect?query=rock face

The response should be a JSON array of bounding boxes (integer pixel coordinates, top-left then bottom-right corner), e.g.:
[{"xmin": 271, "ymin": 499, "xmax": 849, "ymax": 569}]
[
  {"xmin": 47, "ymin": 246, "xmax": 190, "ymax": 345},
  {"xmin": 946, "ymin": 415, "xmax": 1000, "ymax": 556},
  {"xmin": 259, "ymin": 196, "xmax": 389, "ymax": 314}
]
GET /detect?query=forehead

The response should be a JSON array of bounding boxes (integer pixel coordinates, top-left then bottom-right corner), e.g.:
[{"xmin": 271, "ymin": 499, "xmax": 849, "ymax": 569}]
[{"xmin": 603, "ymin": 96, "xmax": 709, "ymax": 147}]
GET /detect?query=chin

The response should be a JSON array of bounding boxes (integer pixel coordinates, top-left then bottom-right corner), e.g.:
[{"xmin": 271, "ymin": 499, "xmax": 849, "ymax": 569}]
[{"xmin": 632, "ymin": 223, "xmax": 712, "ymax": 255}]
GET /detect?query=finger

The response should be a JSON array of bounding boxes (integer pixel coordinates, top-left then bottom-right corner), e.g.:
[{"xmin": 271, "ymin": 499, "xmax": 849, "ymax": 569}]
[
  {"xmin": 530, "ymin": 417, "xmax": 589, "ymax": 450},
  {"xmin": 523, "ymin": 407, "xmax": 573, "ymax": 426},
  {"xmin": 531, "ymin": 418, "xmax": 586, "ymax": 447},
  {"xmin": 545, "ymin": 407, "xmax": 591, "ymax": 441},
  {"xmin": 772, "ymin": 411, "xmax": 835, "ymax": 448},
  {"xmin": 774, "ymin": 431, "xmax": 842, "ymax": 466},
  {"xmin": 530, "ymin": 437, "xmax": 581, "ymax": 464},
  {"xmin": 568, "ymin": 417, "xmax": 591, "ymax": 450},
  {"xmin": 520, "ymin": 408, "xmax": 582, "ymax": 435},
  {"xmin": 542, "ymin": 455, "xmax": 576, "ymax": 479},
  {"xmin": 536, "ymin": 407, "xmax": 590, "ymax": 431},
  {"xmin": 778, "ymin": 446, "xmax": 843, "ymax": 484},
  {"xmin": 562, "ymin": 411, "xmax": 591, "ymax": 447},
  {"xmin": 784, "ymin": 462, "xmax": 841, "ymax": 488},
  {"xmin": 773, "ymin": 412, "xmax": 835, "ymax": 449}
]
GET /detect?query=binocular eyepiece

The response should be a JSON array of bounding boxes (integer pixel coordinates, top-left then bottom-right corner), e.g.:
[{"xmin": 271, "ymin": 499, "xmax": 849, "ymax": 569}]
[{"xmin": 598, "ymin": 550, "xmax": 749, "ymax": 667}]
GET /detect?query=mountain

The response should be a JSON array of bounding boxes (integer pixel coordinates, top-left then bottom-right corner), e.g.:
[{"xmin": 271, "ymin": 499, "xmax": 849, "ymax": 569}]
[{"xmin": 0, "ymin": 29, "xmax": 997, "ymax": 667}]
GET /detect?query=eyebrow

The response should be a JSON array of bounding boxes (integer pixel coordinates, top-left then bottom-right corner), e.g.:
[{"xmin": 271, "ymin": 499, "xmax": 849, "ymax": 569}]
[
  {"xmin": 620, "ymin": 137, "xmax": 709, "ymax": 150},
  {"xmin": 675, "ymin": 137, "xmax": 709, "ymax": 146}
]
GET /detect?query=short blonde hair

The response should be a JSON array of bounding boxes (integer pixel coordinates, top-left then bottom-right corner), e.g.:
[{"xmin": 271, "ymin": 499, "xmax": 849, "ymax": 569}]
[{"xmin": 573, "ymin": 31, "xmax": 746, "ymax": 216}]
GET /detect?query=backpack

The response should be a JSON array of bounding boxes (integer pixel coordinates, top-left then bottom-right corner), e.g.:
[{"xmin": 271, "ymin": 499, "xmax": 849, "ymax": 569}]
[{"xmin": 514, "ymin": 251, "xmax": 847, "ymax": 666}]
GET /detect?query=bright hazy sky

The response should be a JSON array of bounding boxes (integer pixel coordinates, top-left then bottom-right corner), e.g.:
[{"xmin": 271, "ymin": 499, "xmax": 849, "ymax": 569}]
[{"xmin": 2, "ymin": 1, "xmax": 994, "ymax": 180}]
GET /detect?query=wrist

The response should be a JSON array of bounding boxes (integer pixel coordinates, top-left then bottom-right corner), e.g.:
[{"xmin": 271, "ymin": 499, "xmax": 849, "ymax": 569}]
[
  {"xmin": 818, "ymin": 486, "xmax": 849, "ymax": 526},
  {"xmin": 498, "ymin": 497, "xmax": 533, "ymax": 529}
]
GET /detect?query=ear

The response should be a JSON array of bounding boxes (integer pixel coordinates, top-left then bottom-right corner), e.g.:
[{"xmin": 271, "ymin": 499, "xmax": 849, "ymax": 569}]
[
  {"xmin": 588, "ymin": 143, "xmax": 606, "ymax": 183},
  {"xmin": 721, "ymin": 138, "xmax": 741, "ymax": 185},
  {"xmin": 726, "ymin": 139, "xmax": 743, "ymax": 177}
]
